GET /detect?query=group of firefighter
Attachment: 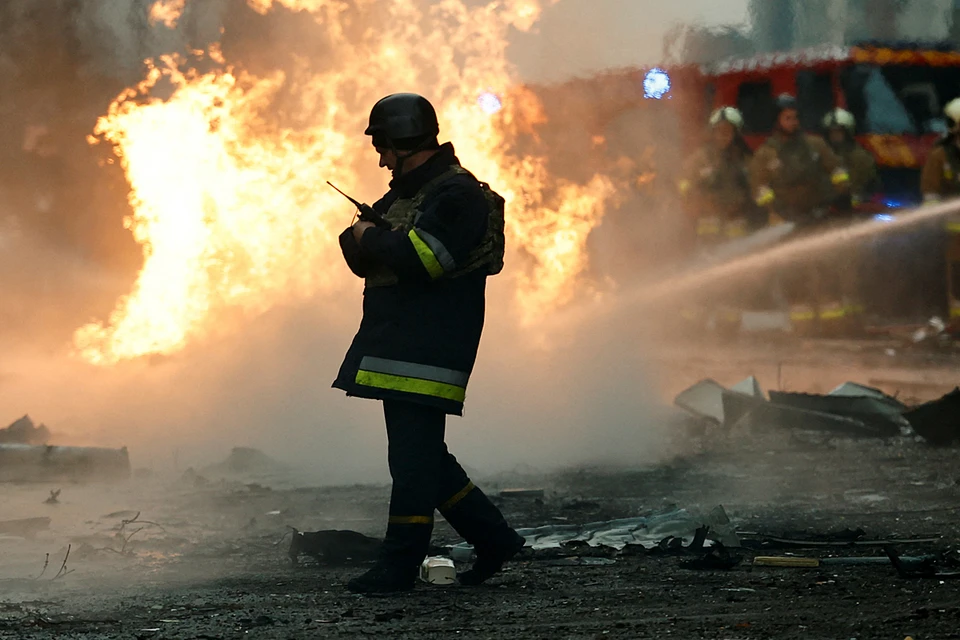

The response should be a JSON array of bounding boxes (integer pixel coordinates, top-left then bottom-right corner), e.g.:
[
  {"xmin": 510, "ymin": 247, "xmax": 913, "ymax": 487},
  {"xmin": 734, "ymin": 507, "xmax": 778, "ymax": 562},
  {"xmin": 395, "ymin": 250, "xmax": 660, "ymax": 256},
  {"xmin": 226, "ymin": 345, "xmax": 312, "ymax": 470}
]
[{"xmin": 678, "ymin": 93, "xmax": 960, "ymax": 337}]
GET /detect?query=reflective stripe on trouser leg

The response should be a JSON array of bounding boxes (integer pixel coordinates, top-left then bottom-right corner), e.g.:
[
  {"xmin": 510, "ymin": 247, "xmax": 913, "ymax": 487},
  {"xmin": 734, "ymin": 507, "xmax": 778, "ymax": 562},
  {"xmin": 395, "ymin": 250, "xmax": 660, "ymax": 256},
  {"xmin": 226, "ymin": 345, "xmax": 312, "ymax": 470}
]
[{"xmin": 439, "ymin": 481, "xmax": 476, "ymax": 512}]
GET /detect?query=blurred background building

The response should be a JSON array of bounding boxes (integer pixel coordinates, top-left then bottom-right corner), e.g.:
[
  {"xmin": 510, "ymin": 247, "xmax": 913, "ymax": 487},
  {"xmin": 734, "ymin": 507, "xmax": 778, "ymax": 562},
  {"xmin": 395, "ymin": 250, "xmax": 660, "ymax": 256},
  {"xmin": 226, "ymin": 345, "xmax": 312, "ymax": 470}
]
[{"xmin": 750, "ymin": 0, "xmax": 960, "ymax": 53}]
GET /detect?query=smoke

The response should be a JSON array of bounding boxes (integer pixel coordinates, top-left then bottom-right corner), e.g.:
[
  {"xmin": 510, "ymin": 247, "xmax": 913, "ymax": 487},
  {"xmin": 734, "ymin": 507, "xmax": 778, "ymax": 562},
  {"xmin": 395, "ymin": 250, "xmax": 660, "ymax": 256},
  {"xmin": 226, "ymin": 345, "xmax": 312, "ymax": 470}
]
[{"xmin": 0, "ymin": 0, "xmax": 733, "ymax": 485}]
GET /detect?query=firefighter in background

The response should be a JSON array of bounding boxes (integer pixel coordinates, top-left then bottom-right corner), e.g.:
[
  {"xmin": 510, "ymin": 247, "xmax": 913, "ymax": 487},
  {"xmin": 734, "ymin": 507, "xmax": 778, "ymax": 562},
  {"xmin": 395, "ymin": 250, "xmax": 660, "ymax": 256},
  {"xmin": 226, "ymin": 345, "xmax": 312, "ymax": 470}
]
[
  {"xmin": 677, "ymin": 106, "xmax": 756, "ymax": 337},
  {"xmin": 823, "ymin": 108, "xmax": 879, "ymax": 207},
  {"xmin": 921, "ymin": 97, "xmax": 960, "ymax": 320},
  {"xmin": 821, "ymin": 107, "xmax": 878, "ymax": 333},
  {"xmin": 750, "ymin": 94, "xmax": 851, "ymax": 337}
]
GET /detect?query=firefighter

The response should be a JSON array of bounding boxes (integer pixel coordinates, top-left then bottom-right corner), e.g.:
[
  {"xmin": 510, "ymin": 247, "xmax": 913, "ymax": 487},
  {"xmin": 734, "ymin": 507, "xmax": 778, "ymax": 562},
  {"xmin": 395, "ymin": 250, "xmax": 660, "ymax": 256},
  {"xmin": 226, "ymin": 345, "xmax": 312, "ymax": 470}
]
[
  {"xmin": 822, "ymin": 108, "xmax": 879, "ymax": 207},
  {"xmin": 821, "ymin": 107, "xmax": 878, "ymax": 332},
  {"xmin": 678, "ymin": 106, "xmax": 755, "ymax": 246},
  {"xmin": 677, "ymin": 106, "xmax": 756, "ymax": 336},
  {"xmin": 335, "ymin": 93, "xmax": 524, "ymax": 594},
  {"xmin": 921, "ymin": 98, "xmax": 960, "ymax": 319},
  {"xmin": 750, "ymin": 93, "xmax": 851, "ymax": 336}
]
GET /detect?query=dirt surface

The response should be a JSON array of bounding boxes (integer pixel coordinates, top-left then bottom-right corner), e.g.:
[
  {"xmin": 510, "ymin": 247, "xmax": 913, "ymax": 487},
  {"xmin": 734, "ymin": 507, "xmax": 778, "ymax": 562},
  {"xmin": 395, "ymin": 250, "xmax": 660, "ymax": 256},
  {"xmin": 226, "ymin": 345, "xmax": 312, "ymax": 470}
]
[{"xmin": 2, "ymin": 343, "xmax": 960, "ymax": 639}]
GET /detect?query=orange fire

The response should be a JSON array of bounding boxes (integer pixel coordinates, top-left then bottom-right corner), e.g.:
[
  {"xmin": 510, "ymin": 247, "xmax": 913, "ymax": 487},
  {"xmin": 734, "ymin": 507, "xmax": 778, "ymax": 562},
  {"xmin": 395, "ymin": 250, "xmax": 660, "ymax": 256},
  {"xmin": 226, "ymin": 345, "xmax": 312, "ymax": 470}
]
[
  {"xmin": 148, "ymin": 0, "xmax": 187, "ymax": 28},
  {"xmin": 75, "ymin": 0, "xmax": 616, "ymax": 365}
]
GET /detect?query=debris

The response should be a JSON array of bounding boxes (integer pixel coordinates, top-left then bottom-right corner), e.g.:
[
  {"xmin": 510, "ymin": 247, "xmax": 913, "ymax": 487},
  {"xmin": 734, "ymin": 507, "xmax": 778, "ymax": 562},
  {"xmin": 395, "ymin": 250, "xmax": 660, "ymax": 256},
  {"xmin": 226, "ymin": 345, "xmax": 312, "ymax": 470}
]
[
  {"xmin": 44, "ymin": 490, "xmax": 61, "ymax": 505},
  {"xmin": 739, "ymin": 530, "xmax": 941, "ymax": 549},
  {"xmin": 730, "ymin": 376, "xmax": 765, "ymax": 398},
  {"xmin": 0, "ymin": 415, "xmax": 50, "ymax": 445},
  {"xmin": 0, "ymin": 444, "xmax": 130, "ymax": 482},
  {"xmin": 903, "ymin": 388, "xmax": 960, "ymax": 446},
  {"xmin": 766, "ymin": 390, "xmax": 906, "ymax": 437},
  {"xmin": 753, "ymin": 556, "xmax": 820, "ymax": 568},
  {"xmin": 420, "ymin": 557, "xmax": 456, "ymax": 585},
  {"xmin": 681, "ymin": 543, "xmax": 741, "ymax": 570},
  {"xmin": 287, "ymin": 528, "xmax": 380, "ymax": 566},
  {"xmin": 674, "ymin": 379, "xmax": 727, "ymax": 424},
  {"xmin": 886, "ymin": 547, "xmax": 960, "ymax": 579},
  {"xmin": 499, "ymin": 489, "xmax": 545, "ymax": 499},
  {"xmin": 722, "ymin": 390, "xmax": 883, "ymax": 437},
  {"xmin": 542, "ymin": 557, "xmax": 617, "ymax": 566},
  {"xmin": 0, "ymin": 517, "xmax": 51, "ymax": 538},
  {"xmin": 451, "ymin": 506, "xmax": 738, "ymax": 559}
]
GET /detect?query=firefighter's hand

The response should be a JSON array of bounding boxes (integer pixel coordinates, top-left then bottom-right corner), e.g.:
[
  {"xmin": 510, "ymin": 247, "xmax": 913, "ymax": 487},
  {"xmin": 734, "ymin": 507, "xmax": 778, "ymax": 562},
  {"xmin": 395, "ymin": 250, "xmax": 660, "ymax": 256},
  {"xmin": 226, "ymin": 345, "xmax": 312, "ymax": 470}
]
[{"xmin": 351, "ymin": 220, "xmax": 376, "ymax": 242}]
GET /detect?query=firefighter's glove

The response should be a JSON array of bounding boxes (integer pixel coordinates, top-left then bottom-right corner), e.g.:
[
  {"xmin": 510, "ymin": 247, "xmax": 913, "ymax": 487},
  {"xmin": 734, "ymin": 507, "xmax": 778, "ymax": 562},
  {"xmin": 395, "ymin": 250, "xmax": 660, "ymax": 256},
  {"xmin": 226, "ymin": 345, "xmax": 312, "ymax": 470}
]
[{"xmin": 339, "ymin": 227, "xmax": 369, "ymax": 278}]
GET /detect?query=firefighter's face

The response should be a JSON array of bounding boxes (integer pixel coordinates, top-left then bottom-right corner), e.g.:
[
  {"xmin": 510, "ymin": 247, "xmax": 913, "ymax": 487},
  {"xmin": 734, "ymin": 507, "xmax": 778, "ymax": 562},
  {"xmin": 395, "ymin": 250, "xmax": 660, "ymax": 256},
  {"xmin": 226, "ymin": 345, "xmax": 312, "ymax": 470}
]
[
  {"xmin": 778, "ymin": 109, "xmax": 800, "ymax": 134},
  {"xmin": 712, "ymin": 121, "xmax": 736, "ymax": 149},
  {"xmin": 376, "ymin": 147, "xmax": 398, "ymax": 171},
  {"xmin": 828, "ymin": 128, "xmax": 847, "ymax": 145}
]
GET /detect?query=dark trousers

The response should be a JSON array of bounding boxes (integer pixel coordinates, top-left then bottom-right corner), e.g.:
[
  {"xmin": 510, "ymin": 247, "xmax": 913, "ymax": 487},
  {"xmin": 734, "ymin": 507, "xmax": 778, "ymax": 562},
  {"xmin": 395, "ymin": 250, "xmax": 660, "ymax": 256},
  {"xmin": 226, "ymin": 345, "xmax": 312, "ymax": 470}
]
[{"xmin": 380, "ymin": 399, "xmax": 515, "ymax": 569}]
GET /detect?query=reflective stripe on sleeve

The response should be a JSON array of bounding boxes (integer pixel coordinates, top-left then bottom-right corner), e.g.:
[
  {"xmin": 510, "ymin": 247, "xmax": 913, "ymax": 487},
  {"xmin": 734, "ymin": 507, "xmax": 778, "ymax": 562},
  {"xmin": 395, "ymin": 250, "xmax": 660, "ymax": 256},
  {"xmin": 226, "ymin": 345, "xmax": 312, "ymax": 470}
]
[
  {"xmin": 413, "ymin": 229, "xmax": 456, "ymax": 272},
  {"xmin": 832, "ymin": 169, "xmax": 851, "ymax": 185},
  {"xmin": 408, "ymin": 229, "xmax": 445, "ymax": 279}
]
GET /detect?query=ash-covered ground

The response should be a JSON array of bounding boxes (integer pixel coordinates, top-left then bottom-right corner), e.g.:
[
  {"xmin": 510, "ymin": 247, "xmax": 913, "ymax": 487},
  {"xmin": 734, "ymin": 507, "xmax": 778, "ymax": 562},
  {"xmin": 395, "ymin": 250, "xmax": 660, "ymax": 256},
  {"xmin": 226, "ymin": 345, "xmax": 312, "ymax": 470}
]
[{"xmin": 2, "ymin": 341, "xmax": 960, "ymax": 639}]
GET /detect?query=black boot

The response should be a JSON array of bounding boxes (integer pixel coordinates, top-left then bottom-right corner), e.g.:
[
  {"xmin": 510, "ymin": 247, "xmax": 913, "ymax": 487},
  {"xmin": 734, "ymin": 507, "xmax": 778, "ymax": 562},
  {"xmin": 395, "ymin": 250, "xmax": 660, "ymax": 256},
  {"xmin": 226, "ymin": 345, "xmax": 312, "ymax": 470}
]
[
  {"xmin": 458, "ymin": 529, "xmax": 525, "ymax": 586},
  {"xmin": 439, "ymin": 484, "xmax": 525, "ymax": 585},
  {"xmin": 346, "ymin": 563, "xmax": 417, "ymax": 594}
]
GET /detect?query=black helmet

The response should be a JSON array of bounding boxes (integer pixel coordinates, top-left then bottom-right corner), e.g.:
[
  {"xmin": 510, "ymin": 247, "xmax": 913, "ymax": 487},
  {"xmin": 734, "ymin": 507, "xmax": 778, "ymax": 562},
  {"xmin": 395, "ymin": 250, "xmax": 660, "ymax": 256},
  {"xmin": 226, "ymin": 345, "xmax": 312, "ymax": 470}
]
[
  {"xmin": 775, "ymin": 93, "xmax": 798, "ymax": 114},
  {"xmin": 364, "ymin": 93, "xmax": 440, "ymax": 148}
]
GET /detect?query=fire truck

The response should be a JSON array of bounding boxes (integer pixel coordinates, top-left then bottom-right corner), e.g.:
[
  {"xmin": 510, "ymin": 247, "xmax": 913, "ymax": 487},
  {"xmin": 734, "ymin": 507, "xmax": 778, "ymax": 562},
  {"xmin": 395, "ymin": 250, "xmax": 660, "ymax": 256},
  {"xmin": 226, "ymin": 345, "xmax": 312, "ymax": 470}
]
[
  {"xmin": 703, "ymin": 42, "xmax": 960, "ymax": 207},
  {"xmin": 698, "ymin": 42, "xmax": 960, "ymax": 320}
]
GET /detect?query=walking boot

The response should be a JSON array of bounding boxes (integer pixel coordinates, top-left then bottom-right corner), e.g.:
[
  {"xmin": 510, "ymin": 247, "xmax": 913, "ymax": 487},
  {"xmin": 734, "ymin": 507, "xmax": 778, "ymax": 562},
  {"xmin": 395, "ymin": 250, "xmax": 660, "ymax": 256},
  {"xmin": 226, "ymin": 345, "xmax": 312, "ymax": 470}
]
[
  {"xmin": 458, "ymin": 528, "xmax": 525, "ymax": 586},
  {"xmin": 439, "ymin": 483, "xmax": 526, "ymax": 586},
  {"xmin": 346, "ymin": 563, "xmax": 417, "ymax": 594}
]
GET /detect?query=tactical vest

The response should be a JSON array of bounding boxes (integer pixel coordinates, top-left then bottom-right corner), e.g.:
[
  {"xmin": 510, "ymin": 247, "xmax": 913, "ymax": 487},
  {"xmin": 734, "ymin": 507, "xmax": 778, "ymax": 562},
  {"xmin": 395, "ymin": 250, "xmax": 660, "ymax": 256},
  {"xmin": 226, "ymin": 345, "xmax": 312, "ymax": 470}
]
[{"xmin": 365, "ymin": 166, "xmax": 506, "ymax": 288}]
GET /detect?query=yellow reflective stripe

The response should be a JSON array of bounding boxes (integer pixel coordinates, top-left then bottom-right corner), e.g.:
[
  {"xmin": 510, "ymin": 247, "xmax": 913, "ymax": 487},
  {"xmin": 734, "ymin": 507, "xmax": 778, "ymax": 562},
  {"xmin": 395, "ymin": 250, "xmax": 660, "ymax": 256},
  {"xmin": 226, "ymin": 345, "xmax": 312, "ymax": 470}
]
[
  {"xmin": 725, "ymin": 219, "xmax": 748, "ymax": 238},
  {"xmin": 924, "ymin": 194, "xmax": 943, "ymax": 205},
  {"xmin": 951, "ymin": 306, "xmax": 960, "ymax": 319},
  {"xmin": 697, "ymin": 216, "xmax": 721, "ymax": 235},
  {"xmin": 946, "ymin": 222, "xmax": 960, "ymax": 233},
  {"xmin": 388, "ymin": 515, "xmax": 434, "ymax": 525},
  {"xmin": 408, "ymin": 229, "xmax": 444, "ymax": 279},
  {"xmin": 678, "ymin": 179, "xmax": 692, "ymax": 195},
  {"xmin": 439, "ymin": 481, "xmax": 476, "ymax": 512},
  {"xmin": 832, "ymin": 169, "xmax": 850, "ymax": 185},
  {"xmin": 756, "ymin": 187, "xmax": 775, "ymax": 206},
  {"xmin": 356, "ymin": 370, "xmax": 466, "ymax": 403},
  {"xmin": 790, "ymin": 307, "xmax": 816, "ymax": 322}
]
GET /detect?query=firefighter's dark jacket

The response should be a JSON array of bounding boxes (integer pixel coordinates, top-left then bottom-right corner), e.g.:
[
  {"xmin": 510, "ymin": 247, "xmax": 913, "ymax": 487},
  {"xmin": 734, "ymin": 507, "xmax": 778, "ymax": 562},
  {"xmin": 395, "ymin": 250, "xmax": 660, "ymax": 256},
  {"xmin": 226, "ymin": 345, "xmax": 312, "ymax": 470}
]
[{"xmin": 333, "ymin": 143, "xmax": 491, "ymax": 416}]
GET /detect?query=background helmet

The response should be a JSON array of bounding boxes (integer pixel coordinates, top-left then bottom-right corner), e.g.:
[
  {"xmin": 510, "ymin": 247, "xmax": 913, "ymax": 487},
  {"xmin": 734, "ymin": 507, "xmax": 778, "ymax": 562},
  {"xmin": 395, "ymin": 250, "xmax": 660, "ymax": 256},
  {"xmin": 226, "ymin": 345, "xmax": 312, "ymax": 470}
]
[
  {"xmin": 364, "ymin": 93, "xmax": 440, "ymax": 150},
  {"xmin": 945, "ymin": 98, "xmax": 960, "ymax": 127},
  {"xmin": 709, "ymin": 106, "xmax": 744, "ymax": 130},
  {"xmin": 822, "ymin": 108, "xmax": 856, "ymax": 132},
  {"xmin": 775, "ymin": 93, "xmax": 799, "ymax": 114}
]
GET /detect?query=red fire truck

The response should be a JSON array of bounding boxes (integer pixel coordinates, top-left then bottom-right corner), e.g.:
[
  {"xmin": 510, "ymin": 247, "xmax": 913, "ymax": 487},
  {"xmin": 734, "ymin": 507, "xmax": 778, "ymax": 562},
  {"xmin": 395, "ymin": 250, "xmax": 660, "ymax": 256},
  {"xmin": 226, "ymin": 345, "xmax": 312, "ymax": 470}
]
[
  {"xmin": 703, "ymin": 42, "xmax": 960, "ymax": 207},
  {"xmin": 699, "ymin": 42, "xmax": 960, "ymax": 320}
]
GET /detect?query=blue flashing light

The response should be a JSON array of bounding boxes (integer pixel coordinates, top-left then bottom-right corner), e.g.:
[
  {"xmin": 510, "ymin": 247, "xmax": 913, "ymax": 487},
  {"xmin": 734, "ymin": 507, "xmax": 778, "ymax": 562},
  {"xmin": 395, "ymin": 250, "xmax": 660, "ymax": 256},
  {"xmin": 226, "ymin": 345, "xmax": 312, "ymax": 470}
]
[
  {"xmin": 477, "ymin": 91, "xmax": 503, "ymax": 115},
  {"xmin": 873, "ymin": 213, "xmax": 896, "ymax": 223},
  {"xmin": 643, "ymin": 68, "xmax": 671, "ymax": 100},
  {"xmin": 883, "ymin": 199, "xmax": 904, "ymax": 209}
]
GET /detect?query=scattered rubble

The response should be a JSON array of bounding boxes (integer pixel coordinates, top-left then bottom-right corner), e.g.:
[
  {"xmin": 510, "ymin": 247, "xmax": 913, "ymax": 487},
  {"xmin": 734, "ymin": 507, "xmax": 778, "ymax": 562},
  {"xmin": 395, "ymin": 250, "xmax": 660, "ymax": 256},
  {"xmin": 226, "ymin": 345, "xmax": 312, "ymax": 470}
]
[
  {"xmin": 287, "ymin": 528, "xmax": 380, "ymax": 566},
  {"xmin": 674, "ymin": 375, "xmax": 960, "ymax": 444},
  {"xmin": 903, "ymin": 388, "xmax": 960, "ymax": 446},
  {"xmin": 0, "ymin": 415, "xmax": 50, "ymax": 445}
]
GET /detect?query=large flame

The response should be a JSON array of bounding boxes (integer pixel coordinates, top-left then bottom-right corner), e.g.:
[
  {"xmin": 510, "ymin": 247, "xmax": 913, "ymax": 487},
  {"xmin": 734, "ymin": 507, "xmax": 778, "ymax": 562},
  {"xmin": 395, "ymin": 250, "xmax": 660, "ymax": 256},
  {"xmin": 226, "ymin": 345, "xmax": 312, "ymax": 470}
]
[{"xmin": 75, "ymin": 0, "xmax": 616, "ymax": 365}]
